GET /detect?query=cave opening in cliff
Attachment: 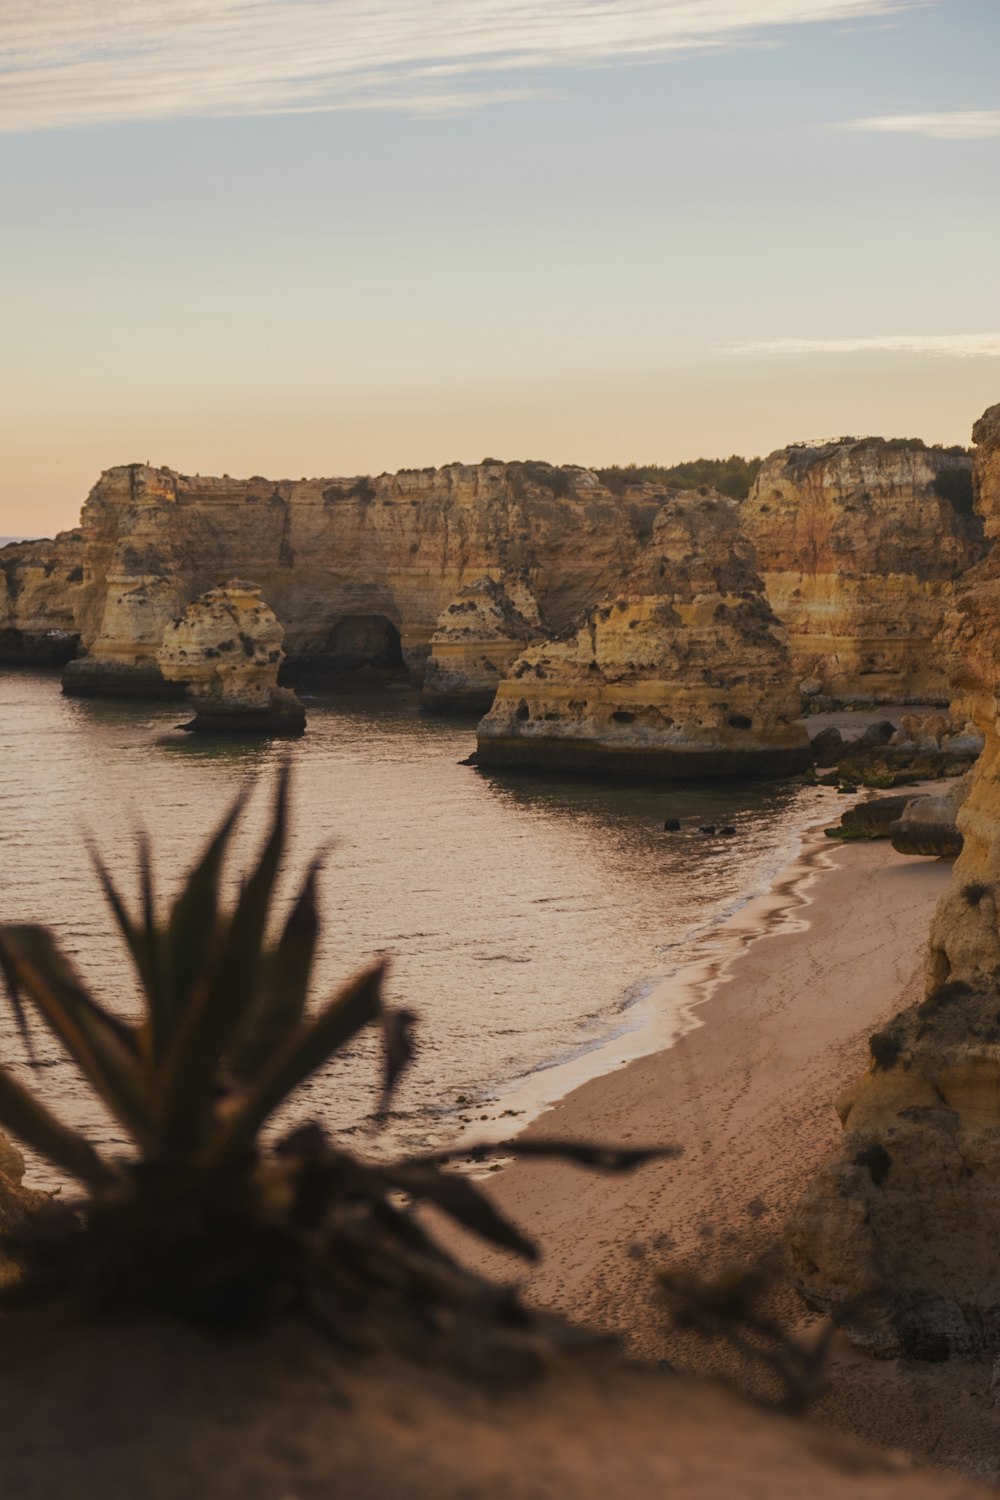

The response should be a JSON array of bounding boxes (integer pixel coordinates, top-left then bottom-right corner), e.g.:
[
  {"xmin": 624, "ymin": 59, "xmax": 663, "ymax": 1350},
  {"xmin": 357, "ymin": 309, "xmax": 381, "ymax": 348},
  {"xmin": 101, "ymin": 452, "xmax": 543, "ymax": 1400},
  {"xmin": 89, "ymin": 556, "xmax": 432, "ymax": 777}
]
[{"xmin": 326, "ymin": 614, "xmax": 405, "ymax": 671}]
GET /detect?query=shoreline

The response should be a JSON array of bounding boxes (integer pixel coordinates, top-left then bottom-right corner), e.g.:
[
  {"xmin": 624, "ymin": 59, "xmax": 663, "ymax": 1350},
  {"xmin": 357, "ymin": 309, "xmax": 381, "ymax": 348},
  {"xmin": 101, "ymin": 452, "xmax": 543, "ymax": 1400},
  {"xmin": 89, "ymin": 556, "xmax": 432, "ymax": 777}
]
[
  {"xmin": 448, "ymin": 805, "xmax": 977, "ymax": 1467},
  {"xmin": 460, "ymin": 786, "xmax": 853, "ymax": 1151}
]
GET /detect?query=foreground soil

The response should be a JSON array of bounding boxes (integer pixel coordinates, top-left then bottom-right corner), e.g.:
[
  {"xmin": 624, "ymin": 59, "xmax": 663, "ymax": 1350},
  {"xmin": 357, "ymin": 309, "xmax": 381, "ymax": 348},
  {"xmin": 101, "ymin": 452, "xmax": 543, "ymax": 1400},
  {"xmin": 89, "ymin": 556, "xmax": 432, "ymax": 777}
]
[{"xmin": 0, "ymin": 1315, "xmax": 992, "ymax": 1500}]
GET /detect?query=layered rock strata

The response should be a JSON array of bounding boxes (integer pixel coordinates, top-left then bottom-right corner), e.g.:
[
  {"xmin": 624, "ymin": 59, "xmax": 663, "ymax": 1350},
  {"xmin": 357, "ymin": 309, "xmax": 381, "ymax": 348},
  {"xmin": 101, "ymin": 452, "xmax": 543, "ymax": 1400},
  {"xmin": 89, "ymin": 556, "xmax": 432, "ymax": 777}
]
[
  {"xmin": 158, "ymin": 582, "xmax": 306, "ymax": 735},
  {"xmin": 0, "ymin": 530, "xmax": 85, "ymax": 664},
  {"xmin": 55, "ymin": 461, "xmax": 665, "ymax": 697},
  {"xmin": 421, "ymin": 574, "xmax": 545, "ymax": 713},
  {"xmin": 743, "ymin": 438, "xmax": 981, "ymax": 706},
  {"xmin": 476, "ymin": 490, "xmax": 812, "ymax": 779},
  {"xmin": 788, "ymin": 402, "xmax": 1000, "ymax": 1359}
]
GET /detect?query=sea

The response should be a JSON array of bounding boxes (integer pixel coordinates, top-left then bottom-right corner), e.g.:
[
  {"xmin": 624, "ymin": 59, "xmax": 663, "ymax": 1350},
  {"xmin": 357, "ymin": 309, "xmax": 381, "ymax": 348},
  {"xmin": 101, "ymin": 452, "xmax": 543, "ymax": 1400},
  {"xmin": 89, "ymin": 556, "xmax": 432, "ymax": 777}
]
[{"xmin": 0, "ymin": 669, "xmax": 838, "ymax": 1186}]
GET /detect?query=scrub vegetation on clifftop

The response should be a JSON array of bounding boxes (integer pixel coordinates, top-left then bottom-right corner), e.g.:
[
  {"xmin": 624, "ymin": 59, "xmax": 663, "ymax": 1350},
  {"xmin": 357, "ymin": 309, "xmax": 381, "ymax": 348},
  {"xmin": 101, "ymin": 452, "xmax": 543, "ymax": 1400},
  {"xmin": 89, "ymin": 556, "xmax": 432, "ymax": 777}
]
[{"xmin": 595, "ymin": 455, "xmax": 763, "ymax": 500}]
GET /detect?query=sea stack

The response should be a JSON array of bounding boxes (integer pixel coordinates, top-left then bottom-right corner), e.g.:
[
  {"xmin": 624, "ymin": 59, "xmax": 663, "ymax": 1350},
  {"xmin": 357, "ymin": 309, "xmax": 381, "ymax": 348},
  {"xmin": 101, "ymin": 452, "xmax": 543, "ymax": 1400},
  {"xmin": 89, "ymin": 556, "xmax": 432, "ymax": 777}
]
[
  {"xmin": 787, "ymin": 402, "xmax": 1000, "ymax": 1360},
  {"xmin": 420, "ymin": 574, "xmax": 545, "ymax": 714},
  {"xmin": 476, "ymin": 490, "xmax": 812, "ymax": 779},
  {"xmin": 742, "ymin": 437, "xmax": 981, "ymax": 707},
  {"xmin": 158, "ymin": 581, "xmax": 306, "ymax": 735}
]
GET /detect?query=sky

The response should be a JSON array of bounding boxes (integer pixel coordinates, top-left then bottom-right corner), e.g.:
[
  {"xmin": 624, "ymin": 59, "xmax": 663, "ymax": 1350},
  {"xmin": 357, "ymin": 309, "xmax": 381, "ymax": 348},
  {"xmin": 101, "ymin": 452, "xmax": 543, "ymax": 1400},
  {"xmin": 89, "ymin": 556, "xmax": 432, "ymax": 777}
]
[{"xmin": 1, "ymin": 0, "xmax": 998, "ymax": 536}]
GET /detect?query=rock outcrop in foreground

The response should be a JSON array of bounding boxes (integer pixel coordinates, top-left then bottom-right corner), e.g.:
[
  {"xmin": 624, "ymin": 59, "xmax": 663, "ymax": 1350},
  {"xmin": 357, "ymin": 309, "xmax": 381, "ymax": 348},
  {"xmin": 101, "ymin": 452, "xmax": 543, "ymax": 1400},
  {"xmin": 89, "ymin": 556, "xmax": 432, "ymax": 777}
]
[
  {"xmin": 743, "ymin": 438, "xmax": 981, "ymax": 706},
  {"xmin": 56, "ymin": 461, "xmax": 664, "ymax": 698},
  {"xmin": 477, "ymin": 491, "xmax": 812, "ymax": 779},
  {"xmin": 158, "ymin": 582, "xmax": 306, "ymax": 735},
  {"xmin": 788, "ymin": 403, "xmax": 1000, "ymax": 1359}
]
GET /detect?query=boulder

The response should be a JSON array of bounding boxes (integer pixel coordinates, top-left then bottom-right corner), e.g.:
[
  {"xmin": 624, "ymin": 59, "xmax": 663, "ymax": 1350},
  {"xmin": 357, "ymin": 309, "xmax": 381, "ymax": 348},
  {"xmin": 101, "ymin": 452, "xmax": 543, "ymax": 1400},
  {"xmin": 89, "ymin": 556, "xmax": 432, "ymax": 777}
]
[
  {"xmin": 854, "ymin": 720, "xmax": 896, "ymax": 752},
  {"xmin": 809, "ymin": 725, "xmax": 845, "ymax": 767},
  {"xmin": 158, "ymin": 581, "xmax": 306, "ymax": 735},
  {"xmin": 826, "ymin": 795, "xmax": 919, "ymax": 841},
  {"xmin": 889, "ymin": 776, "xmax": 970, "ymax": 858}
]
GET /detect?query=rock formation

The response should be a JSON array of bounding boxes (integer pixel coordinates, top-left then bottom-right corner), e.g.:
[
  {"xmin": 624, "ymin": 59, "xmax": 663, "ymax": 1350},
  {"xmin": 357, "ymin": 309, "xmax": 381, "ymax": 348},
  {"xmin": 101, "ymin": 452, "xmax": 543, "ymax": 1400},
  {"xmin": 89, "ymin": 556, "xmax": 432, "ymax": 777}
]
[
  {"xmin": 742, "ymin": 438, "xmax": 981, "ymax": 706},
  {"xmin": 889, "ymin": 775, "xmax": 969, "ymax": 858},
  {"xmin": 788, "ymin": 402, "xmax": 1000, "ymax": 1359},
  {"xmin": 158, "ymin": 582, "xmax": 306, "ymax": 735},
  {"xmin": 420, "ymin": 573, "xmax": 545, "ymax": 713},
  {"xmin": 476, "ymin": 491, "xmax": 812, "ymax": 779},
  {"xmin": 54, "ymin": 461, "xmax": 665, "ymax": 697},
  {"xmin": 0, "ymin": 530, "xmax": 85, "ymax": 664}
]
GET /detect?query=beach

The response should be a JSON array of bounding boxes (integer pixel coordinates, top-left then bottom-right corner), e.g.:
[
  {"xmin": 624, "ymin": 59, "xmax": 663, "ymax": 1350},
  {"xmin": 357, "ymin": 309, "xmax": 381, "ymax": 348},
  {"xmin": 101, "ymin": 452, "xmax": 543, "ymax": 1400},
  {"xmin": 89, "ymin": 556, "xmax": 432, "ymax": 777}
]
[{"xmin": 450, "ymin": 819, "xmax": 1000, "ymax": 1477}]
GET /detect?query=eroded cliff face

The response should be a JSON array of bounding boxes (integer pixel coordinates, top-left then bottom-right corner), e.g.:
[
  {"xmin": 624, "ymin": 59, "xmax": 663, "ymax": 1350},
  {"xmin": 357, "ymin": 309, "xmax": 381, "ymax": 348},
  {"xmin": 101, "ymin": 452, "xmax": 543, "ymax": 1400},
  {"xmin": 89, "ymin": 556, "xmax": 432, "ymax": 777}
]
[
  {"xmin": 421, "ymin": 573, "xmax": 545, "ymax": 713},
  {"xmin": 476, "ymin": 490, "xmax": 811, "ymax": 778},
  {"xmin": 0, "ymin": 530, "xmax": 85, "ymax": 663},
  {"xmin": 743, "ymin": 439, "xmax": 981, "ymax": 706},
  {"xmin": 59, "ymin": 461, "xmax": 664, "ymax": 696},
  {"xmin": 788, "ymin": 403, "xmax": 1000, "ymax": 1359},
  {"xmin": 158, "ymin": 581, "xmax": 306, "ymax": 734}
]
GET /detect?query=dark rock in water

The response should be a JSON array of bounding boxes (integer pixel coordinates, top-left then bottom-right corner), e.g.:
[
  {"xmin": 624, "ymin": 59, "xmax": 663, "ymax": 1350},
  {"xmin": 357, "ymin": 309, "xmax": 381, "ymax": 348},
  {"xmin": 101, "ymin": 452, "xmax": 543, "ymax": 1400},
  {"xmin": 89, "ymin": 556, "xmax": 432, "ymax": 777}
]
[
  {"xmin": 826, "ymin": 795, "xmax": 921, "ymax": 841},
  {"xmin": 854, "ymin": 719, "xmax": 897, "ymax": 751},
  {"xmin": 178, "ymin": 695, "xmax": 306, "ymax": 737},
  {"xmin": 458, "ymin": 753, "xmax": 479, "ymax": 767},
  {"xmin": 719, "ymin": 826, "xmax": 737, "ymax": 837},
  {"xmin": 699, "ymin": 825, "xmax": 716, "ymax": 836},
  {"xmin": 663, "ymin": 818, "xmax": 681, "ymax": 832},
  {"xmin": 810, "ymin": 726, "xmax": 845, "ymax": 767}
]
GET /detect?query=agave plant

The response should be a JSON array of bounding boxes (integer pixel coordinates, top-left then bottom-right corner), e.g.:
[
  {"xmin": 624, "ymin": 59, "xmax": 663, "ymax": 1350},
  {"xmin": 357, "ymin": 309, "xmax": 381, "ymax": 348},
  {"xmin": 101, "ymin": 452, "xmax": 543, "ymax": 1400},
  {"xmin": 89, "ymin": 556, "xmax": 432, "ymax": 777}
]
[{"xmin": 0, "ymin": 767, "xmax": 673, "ymax": 1361}]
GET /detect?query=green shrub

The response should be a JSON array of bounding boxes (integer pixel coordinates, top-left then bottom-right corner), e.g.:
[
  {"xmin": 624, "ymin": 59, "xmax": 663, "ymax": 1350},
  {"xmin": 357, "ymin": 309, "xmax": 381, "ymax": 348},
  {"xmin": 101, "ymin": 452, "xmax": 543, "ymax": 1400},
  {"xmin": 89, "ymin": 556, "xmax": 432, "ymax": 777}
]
[{"xmin": 596, "ymin": 456, "xmax": 762, "ymax": 501}]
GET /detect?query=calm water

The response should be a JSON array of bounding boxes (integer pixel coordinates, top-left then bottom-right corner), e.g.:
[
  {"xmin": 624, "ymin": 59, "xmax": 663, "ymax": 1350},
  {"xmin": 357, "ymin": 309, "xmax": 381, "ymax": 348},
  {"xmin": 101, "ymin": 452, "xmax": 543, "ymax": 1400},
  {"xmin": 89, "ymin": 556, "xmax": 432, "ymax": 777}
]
[{"xmin": 0, "ymin": 669, "xmax": 832, "ymax": 1183}]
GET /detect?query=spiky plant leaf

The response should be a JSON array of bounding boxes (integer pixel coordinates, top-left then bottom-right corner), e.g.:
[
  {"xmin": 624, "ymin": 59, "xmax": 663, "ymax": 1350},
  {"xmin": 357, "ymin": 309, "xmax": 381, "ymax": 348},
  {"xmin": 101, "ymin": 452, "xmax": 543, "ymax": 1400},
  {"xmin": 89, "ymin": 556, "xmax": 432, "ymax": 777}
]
[
  {"xmin": 162, "ymin": 789, "xmax": 246, "ymax": 1037},
  {"xmin": 377, "ymin": 1007, "xmax": 417, "ymax": 1119},
  {"xmin": 420, "ymin": 1140, "xmax": 682, "ymax": 1171},
  {"xmin": 378, "ymin": 1161, "xmax": 539, "ymax": 1259},
  {"xmin": 207, "ymin": 960, "xmax": 386, "ymax": 1166},
  {"xmin": 0, "ymin": 1064, "xmax": 118, "ymax": 1189},
  {"xmin": 87, "ymin": 831, "xmax": 166, "ymax": 1065},
  {"xmin": 228, "ymin": 858, "xmax": 321, "ymax": 1083},
  {"xmin": 0, "ymin": 926, "xmax": 152, "ymax": 1143},
  {"xmin": 157, "ymin": 770, "xmax": 289, "ymax": 1150}
]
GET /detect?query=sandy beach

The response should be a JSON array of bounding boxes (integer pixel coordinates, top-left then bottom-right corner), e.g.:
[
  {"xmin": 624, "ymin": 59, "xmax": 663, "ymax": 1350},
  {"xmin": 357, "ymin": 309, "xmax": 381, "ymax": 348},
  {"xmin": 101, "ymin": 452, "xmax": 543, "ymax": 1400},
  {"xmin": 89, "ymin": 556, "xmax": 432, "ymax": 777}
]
[{"xmin": 449, "ymin": 817, "xmax": 1000, "ymax": 1479}]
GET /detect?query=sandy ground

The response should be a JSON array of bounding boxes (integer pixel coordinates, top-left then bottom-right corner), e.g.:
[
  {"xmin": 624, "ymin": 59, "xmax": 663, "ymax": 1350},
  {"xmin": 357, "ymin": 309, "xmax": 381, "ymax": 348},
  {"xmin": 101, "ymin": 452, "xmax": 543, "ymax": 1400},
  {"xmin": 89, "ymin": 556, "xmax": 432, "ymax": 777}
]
[
  {"xmin": 445, "ymin": 821, "xmax": 1000, "ymax": 1483},
  {"xmin": 0, "ymin": 1317, "xmax": 993, "ymax": 1500}
]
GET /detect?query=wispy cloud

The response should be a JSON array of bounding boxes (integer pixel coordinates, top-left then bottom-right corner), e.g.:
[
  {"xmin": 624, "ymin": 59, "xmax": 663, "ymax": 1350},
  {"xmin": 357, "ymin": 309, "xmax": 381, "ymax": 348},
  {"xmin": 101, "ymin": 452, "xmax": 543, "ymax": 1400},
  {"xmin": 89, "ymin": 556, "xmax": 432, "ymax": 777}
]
[
  {"xmin": 726, "ymin": 333, "xmax": 1000, "ymax": 358},
  {"xmin": 0, "ymin": 0, "xmax": 919, "ymax": 133},
  {"xmin": 841, "ymin": 110, "xmax": 1000, "ymax": 139}
]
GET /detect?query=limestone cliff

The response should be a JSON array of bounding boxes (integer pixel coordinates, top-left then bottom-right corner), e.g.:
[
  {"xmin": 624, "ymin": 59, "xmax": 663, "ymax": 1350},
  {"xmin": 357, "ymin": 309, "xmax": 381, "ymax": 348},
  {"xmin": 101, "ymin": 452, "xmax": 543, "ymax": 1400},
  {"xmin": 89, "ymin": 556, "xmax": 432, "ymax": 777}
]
[
  {"xmin": 421, "ymin": 573, "xmax": 545, "ymax": 713},
  {"xmin": 0, "ymin": 530, "xmax": 85, "ymax": 663},
  {"xmin": 742, "ymin": 439, "xmax": 981, "ymax": 706},
  {"xmin": 476, "ymin": 491, "xmax": 812, "ymax": 778},
  {"xmin": 56, "ymin": 461, "xmax": 664, "ymax": 697},
  {"xmin": 788, "ymin": 403, "xmax": 1000, "ymax": 1359},
  {"xmin": 158, "ymin": 582, "xmax": 306, "ymax": 735}
]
